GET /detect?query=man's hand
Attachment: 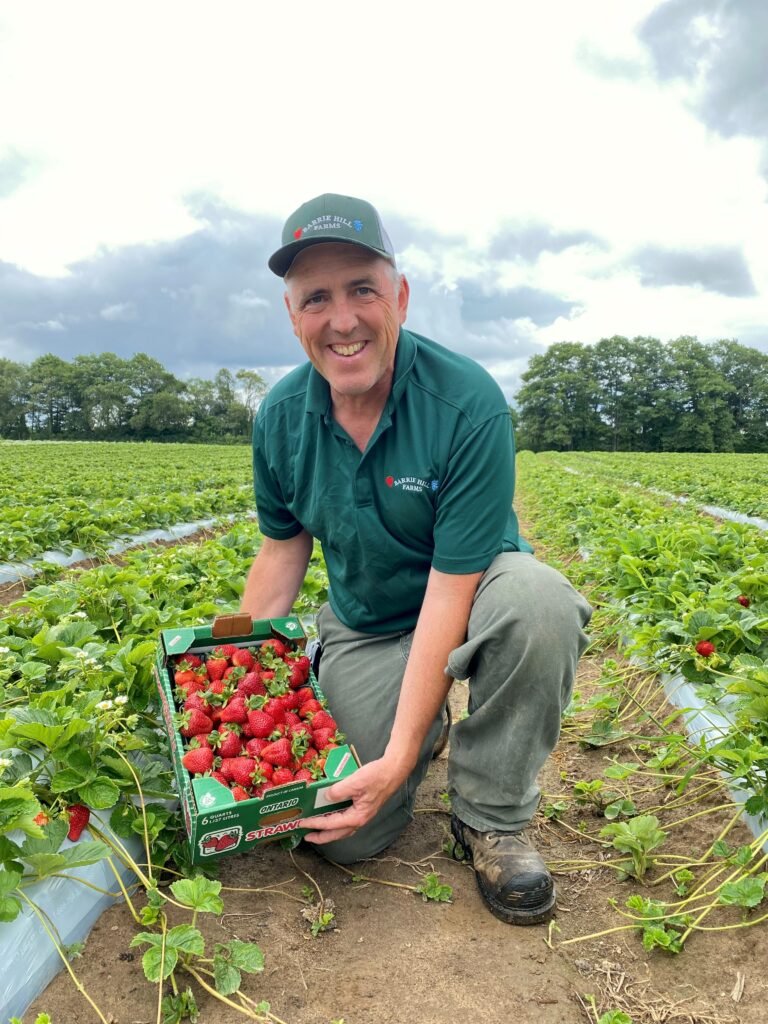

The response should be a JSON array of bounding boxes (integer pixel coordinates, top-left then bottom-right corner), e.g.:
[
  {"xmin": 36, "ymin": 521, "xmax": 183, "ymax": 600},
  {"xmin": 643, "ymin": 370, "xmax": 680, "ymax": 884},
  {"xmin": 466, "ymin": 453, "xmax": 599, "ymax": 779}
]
[{"xmin": 298, "ymin": 757, "xmax": 406, "ymax": 845}]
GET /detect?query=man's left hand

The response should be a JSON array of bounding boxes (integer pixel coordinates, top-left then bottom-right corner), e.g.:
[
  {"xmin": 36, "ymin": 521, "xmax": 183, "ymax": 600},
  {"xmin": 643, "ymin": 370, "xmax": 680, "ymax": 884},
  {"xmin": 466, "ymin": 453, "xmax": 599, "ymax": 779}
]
[{"xmin": 298, "ymin": 757, "xmax": 407, "ymax": 845}]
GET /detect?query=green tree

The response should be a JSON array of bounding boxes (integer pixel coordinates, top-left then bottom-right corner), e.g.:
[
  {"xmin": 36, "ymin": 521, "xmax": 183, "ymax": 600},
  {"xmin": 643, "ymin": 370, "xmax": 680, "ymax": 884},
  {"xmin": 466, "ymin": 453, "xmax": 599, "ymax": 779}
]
[
  {"xmin": 0, "ymin": 358, "xmax": 30, "ymax": 438},
  {"xmin": 515, "ymin": 342, "xmax": 603, "ymax": 451}
]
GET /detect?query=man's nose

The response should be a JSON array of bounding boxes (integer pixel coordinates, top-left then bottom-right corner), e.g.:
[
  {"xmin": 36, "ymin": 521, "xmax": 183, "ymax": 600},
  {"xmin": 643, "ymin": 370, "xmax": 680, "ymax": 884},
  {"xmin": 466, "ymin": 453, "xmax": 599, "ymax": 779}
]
[{"xmin": 328, "ymin": 297, "xmax": 358, "ymax": 334}]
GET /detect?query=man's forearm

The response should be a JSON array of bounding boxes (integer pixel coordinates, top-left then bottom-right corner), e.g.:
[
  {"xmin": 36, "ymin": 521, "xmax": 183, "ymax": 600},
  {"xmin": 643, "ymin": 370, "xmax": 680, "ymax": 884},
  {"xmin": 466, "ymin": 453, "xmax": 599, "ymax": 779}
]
[
  {"xmin": 383, "ymin": 567, "xmax": 482, "ymax": 777},
  {"xmin": 240, "ymin": 531, "xmax": 314, "ymax": 619}
]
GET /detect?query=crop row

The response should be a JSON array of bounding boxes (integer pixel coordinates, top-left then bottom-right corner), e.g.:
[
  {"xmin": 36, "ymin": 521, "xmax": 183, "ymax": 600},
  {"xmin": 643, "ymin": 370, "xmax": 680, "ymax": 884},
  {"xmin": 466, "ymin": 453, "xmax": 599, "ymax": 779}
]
[
  {"xmin": 0, "ymin": 441, "xmax": 255, "ymax": 563},
  {"xmin": 547, "ymin": 450, "xmax": 768, "ymax": 519},
  {"xmin": 516, "ymin": 451, "xmax": 768, "ymax": 816}
]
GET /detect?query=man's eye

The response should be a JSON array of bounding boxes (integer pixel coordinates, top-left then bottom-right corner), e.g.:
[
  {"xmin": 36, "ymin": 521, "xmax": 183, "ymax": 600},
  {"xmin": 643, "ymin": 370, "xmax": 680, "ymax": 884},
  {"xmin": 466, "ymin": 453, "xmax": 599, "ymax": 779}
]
[
  {"xmin": 304, "ymin": 295, "xmax": 325, "ymax": 307},
  {"xmin": 356, "ymin": 286, "xmax": 373, "ymax": 296}
]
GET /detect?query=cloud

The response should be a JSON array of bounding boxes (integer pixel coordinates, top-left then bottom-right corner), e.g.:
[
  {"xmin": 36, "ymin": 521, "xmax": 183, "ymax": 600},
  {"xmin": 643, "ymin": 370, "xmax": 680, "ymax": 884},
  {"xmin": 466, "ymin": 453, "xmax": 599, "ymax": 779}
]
[
  {"xmin": 638, "ymin": 0, "xmax": 768, "ymax": 141},
  {"xmin": 0, "ymin": 149, "xmax": 34, "ymax": 198},
  {"xmin": 490, "ymin": 224, "xmax": 605, "ymax": 262},
  {"xmin": 630, "ymin": 245, "xmax": 756, "ymax": 296},
  {"xmin": 457, "ymin": 279, "xmax": 579, "ymax": 326}
]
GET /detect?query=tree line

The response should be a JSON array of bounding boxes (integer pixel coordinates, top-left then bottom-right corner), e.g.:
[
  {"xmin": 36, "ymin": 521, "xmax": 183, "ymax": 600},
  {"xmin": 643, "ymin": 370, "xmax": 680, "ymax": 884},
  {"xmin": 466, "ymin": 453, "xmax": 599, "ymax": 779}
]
[
  {"xmin": 0, "ymin": 353, "xmax": 267, "ymax": 443},
  {"xmin": 514, "ymin": 336, "xmax": 768, "ymax": 453}
]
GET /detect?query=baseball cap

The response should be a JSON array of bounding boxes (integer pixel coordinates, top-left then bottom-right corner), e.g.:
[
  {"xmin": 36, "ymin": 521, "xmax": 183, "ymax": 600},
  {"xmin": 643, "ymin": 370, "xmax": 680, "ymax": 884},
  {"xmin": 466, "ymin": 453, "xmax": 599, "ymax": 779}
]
[{"xmin": 268, "ymin": 193, "xmax": 396, "ymax": 277}]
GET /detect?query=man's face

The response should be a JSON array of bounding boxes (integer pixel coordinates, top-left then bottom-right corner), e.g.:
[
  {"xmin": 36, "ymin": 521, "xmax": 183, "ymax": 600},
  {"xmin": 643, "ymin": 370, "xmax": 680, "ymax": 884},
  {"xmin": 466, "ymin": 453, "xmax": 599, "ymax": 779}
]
[{"xmin": 284, "ymin": 243, "xmax": 409, "ymax": 402}]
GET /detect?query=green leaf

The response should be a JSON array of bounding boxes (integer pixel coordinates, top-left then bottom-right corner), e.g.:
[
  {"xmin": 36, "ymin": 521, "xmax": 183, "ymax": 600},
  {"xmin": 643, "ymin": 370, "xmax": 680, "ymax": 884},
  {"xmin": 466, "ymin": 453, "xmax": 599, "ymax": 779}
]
[
  {"xmin": 50, "ymin": 768, "xmax": 91, "ymax": 793},
  {"xmin": 79, "ymin": 777, "xmax": 120, "ymax": 809},
  {"xmin": 142, "ymin": 943, "xmax": 178, "ymax": 982},
  {"xmin": 718, "ymin": 878, "xmax": 765, "ymax": 909},
  {"xmin": 226, "ymin": 939, "xmax": 265, "ymax": 974},
  {"xmin": 213, "ymin": 956, "xmax": 242, "ymax": 996},
  {"xmin": 170, "ymin": 875, "xmax": 224, "ymax": 914},
  {"xmin": 166, "ymin": 924, "xmax": 205, "ymax": 955}
]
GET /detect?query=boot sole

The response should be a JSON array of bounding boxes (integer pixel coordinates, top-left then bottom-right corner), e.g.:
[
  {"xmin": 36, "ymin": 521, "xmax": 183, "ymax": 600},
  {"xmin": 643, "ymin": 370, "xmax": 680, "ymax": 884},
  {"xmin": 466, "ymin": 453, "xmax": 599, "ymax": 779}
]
[{"xmin": 475, "ymin": 871, "xmax": 556, "ymax": 926}]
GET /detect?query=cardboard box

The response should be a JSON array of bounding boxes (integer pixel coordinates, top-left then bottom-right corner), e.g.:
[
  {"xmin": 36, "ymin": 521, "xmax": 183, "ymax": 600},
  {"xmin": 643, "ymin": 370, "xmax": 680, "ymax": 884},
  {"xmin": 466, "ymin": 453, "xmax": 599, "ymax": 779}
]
[{"xmin": 154, "ymin": 614, "xmax": 357, "ymax": 863}]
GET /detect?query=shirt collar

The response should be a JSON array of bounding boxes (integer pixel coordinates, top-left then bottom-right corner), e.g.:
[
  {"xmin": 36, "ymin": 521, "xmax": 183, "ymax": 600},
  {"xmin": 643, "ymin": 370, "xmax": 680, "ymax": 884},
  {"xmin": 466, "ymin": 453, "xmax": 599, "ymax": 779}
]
[{"xmin": 304, "ymin": 328, "xmax": 418, "ymax": 419}]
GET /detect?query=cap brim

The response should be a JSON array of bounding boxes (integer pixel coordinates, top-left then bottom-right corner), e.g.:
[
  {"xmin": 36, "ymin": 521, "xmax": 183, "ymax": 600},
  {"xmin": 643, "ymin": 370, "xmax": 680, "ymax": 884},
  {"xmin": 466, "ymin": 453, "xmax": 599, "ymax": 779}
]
[{"xmin": 268, "ymin": 236, "xmax": 393, "ymax": 277}]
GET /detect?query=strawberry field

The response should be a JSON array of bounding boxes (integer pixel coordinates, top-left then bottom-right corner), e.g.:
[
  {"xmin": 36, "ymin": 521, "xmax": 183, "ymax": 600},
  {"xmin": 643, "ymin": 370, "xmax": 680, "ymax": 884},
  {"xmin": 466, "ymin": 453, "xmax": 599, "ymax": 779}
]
[{"xmin": 2, "ymin": 442, "xmax": 768, "ymax": 1023}]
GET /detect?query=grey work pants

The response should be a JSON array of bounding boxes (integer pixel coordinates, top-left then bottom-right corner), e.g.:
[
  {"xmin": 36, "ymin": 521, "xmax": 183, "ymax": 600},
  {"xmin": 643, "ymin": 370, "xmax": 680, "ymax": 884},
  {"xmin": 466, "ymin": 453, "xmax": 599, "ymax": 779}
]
[{"xmin": 314, "ymin": 553, "xmax": 592, "ymax": 864}]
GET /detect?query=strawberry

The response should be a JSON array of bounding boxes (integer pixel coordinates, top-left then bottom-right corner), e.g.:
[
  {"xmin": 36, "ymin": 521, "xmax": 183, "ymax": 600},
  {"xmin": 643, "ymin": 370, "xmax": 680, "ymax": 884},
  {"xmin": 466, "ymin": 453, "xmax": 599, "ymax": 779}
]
[
  {"xmin": 737, "ymin": 595, "xmax": 751, "ymax": 608},
  {"xmin": 221, "ymin": 757, "xmax": 258, "ymax": 787},
  {"xmin": 247, "ymin": 708, "xmax": 276, "ymax": 739},
  {"xmin": 295, "ymin": 686, "xmax": 314, "ymax": 706},
  {"xmin": 280, "ymin": 690, "xmax": 302, "ymax": 712},
  {"xmin": 264, "ymin": 697, "xmax": 286, "ymax": 724},
  {"xmin": 260, "ymin": 638, "xmax": 287, "ymax": 659},
  {"xmin": 213, "ymin": 644, "xmax": 240, "ymax": 659},
  {"xmin": 308, "ymin": 709, "xmax": 337, "ymax": 732},
  {"xmin": 182, "ymin": 746, "xmax": 215, "ymax": 774},
  {"xmin": 219, "ymin": 697, "xmax": 248, "ymax": 724},
  {"xmin": 261, "ymin": 737, "xmax": 293, "ymax": 767},
  {"xmin": 211, "ymin": 770, "xmax": 229, "ymax": 786},
  {"xmin": 214, "ymin": 726, "xmax": 244, "ymax": 758},
  {"xmin": 300, "ymin": 746, "xmax": 319, "ymax": 765},
  {"xmin": 34, "ymin": 811, "xmax": 50, "ymax": 826},
  {"xmin": 184, "ymin": 693, "xmax": 214, "ymax": 716},
  {"xmin": 232, "ymin": 648, "xmax": 256, "ymax": 671},
  {"xmin": 284, "ymin": 711, "xmax": 302, "ymax": 729},
  {"xmin": 299, "ymin": 699, "xmax": 323, "ymax": 719},
  {"xmin": 231, "ymin": 786, "xmax": 251, "ymax": 802},
  {"xmin": 272, "ymin": 767, "xmax": 295, "ymax": 787},
  {"xmin": 294, "ymin": 767, "xmax": 314, "ymax": 783},
  {"xmin": 67, "ymin": 804, "xmax": 90, "ymax": 841},
  {"xmin": 246, "ymin": 737, "xmax": 270, "ymax": 757},
  {"xmin": 175, "ymin": 654, "xmax": 203, "ymax": 670},
  {"xmin": 237, "ymin": 671, "xmax": 266, "ymax": 698},
  {"xmin": 695, "ymin": 640, "xmax": 716, "ymax": 658},
  {"xmin": 178, "ymin": 708, "xmax": 214, "ymax": 738},
  {"xmin": 257, "ymin": 759, "xmax": 274, "ymax": 780},
  {"xmin": 206, "ymin": 655, "xmax": 229, "ymax": 682},
  {"xmin": 312, "ymin": 727, "xmax": 339, "ymax": 752},
  {"xmin": 216, "ymin": 831, "xmax": 240, "ymax": 848}
]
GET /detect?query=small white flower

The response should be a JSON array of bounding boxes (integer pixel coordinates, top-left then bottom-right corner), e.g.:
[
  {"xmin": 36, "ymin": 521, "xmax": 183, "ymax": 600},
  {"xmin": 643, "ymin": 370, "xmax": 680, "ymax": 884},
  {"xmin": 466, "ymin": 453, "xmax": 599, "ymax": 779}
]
[
  {"xmin": 71, "ymin": 611, "xmax": 87, "ymax": 619},
  {"xmin": 114, "ymin": 695, "xmax": 128, "ymax": 706},
  {"xmin": 0, "ymin": 646, "xmax": 10, "ymax": 654},
  {"xmin": 96, "ymin": 699, "xmax": 114, "ymax": 711},
  {"xmin": 0, "ymin": 757, "xmax": 11, "ymax": 770},
  {"xmin": 85, "ymin": 658, "xmax": 99, "ymax": 667}
]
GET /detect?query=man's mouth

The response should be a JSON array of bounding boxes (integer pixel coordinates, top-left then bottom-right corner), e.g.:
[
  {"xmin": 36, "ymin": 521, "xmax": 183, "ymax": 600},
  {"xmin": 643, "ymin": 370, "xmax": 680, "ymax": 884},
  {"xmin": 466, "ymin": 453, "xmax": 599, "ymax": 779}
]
[{"xmin": 330, "ymin": 341, "xmax": 366, "ymax": 357}]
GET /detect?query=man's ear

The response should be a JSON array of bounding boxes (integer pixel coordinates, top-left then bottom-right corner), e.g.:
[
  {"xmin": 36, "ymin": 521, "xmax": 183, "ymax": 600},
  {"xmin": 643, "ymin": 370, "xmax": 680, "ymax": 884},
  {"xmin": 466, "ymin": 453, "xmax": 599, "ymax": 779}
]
[
  {"xmin": 284, "ymin": 292, "xmax": 300, "ymax": 337},
  {"xmin": 397, "ymin": 274, "xmax": 410, "ymax": 325}
]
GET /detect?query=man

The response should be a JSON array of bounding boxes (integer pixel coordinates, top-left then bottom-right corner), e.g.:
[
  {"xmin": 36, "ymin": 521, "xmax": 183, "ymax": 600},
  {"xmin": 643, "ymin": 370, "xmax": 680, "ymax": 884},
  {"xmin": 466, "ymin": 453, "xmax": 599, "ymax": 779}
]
[{"xmin": 240, "ymin": 193, "xmax": 592, "ymax": 925}]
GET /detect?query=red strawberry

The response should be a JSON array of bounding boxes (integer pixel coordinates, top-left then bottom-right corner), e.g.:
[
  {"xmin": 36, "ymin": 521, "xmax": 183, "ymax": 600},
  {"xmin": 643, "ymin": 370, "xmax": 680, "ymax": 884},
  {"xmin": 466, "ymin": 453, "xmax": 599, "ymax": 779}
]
[
  {"xmin": 179, "ymin": 708, "xmax": 214, "ymax": 738},
  {"xmin": 221, "ymin": 757, "xmax": 258, "ymax": 787},
  {"xmin": 261, "ymin": 737, "xmax": 293, "ymax": 767},
  {"xmin": 219, "ymin": 697, "xmax": 248, "ymax": 724},
  {"xmin": 260, "ymin": 638, "xmax": 287, "ymax": 659},
  {"xmin": 695, "ymin": 640, "xmax": 716, "ymax": 658},
  {"xmin": 174, "ymin": 672, "xmax": 207, "ymax": 699},
  {"xmin": 246, "ymin": 737, "xmax": 270, "ymax": 757},
  {"xmin": 231, "ymin": 786, "xmax": 251, "ymax": 802},
  {"xmin": 237, "ymin": 671, "xmax": 266, "ymax": 698},
  {"xmin": 175, "ymin": 654, "xmax": 203, "ymax": 669},
  {"xmin": 737, "ymin": 595, "xmax": 751, "ymax": 608},
  {"xmin": 34, "ymin": 811, "xmax": 50, "ymax": 826},
  {"xmin": 294, "ymin": 767, "xmax": 314, "ymax": 783},
  {"xmin": 258, "ymin": 759, "xmax": 274, "ymax": 780},
  {"xmin": 308, "ymin": 709, "xmax": 337, "ymax": 732},
  {"xmin": 286, "ymin": 654, "xmax": 310, "ymax": 688},
  {"xmin": 312, "ymin": 727, "xmax": 338, "ymax": 752},
  {"xmin": 216, "ymin": 831, "xmax": 240, "ymax": 847},
  {"xmin": 299, "ymin": 699, "xmax": 323, "ymax": 719},
  {"xmin": 300, "ymin": 746, "xmax": 319, "ymax": 765},
  {"xmin": 247, "ymin": 708, "xmax": 276, "ymax": 739},
  {"xmin": 284, "ymin": 711, "xmax": 302, "ymax": 729},
  {"xmin": 215, "ymin": 727, "xmax": 244, "ymax": 758},
  {"xmin": 262, "ymin": 697, "xmax": 285, "ymax": 724},
  {"xmin": 280, "ymin": 690, "xmax": 302, "ymax": 712},
  {"xmin": 206, "ymin": 655, "xmax": 229, "ymax": 682},
  {"xmin": 182, "ymin": 746, "xmax": 215, "ymax": 774},
  {"xmin": 295, "ymin": 686, "xmax": 314, "ymax": 705},
  {"xmin": 213, "ymin": 644, "xmax": 240, "ymax": 659},
  {"xmin": 184, "ymin": 693, "xmax": 214, "ymax": 716},
  {"xmin": 272, "ymin": 767, "xmax": 295, "ymax": 786},
  {"xmin": 67, "ymin": 804, "xmax": 90, "ymax": 841},
  {"xmin": 211, "ymin": 770, "xmax": 229, "ymax": 786},
  {"xmin": 232, "ymin": 648, "xmax": 256, "ymax": 671}
]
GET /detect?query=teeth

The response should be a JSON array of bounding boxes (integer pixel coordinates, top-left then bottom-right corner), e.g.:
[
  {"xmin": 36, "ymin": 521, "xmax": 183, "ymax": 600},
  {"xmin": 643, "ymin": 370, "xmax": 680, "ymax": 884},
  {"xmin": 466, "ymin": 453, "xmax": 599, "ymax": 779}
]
[{"xmin": 331, "ymin": 342, "xmax": 365, "ymax": 356}]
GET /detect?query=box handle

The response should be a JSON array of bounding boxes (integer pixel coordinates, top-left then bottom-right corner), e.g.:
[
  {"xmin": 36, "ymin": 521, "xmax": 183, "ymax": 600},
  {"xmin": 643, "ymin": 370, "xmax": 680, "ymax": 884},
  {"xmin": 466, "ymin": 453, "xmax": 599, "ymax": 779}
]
[{"xmin": 212, "ymin": 614, "xmax": 253, "ymax": 639}]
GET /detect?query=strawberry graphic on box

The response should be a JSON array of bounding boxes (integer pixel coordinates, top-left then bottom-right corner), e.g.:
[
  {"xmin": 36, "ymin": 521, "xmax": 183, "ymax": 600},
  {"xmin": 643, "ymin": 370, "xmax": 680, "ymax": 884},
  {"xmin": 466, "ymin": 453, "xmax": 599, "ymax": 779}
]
[{"xmin": 199, "ymin": 825, "xmax": 243, "ymax": 857}]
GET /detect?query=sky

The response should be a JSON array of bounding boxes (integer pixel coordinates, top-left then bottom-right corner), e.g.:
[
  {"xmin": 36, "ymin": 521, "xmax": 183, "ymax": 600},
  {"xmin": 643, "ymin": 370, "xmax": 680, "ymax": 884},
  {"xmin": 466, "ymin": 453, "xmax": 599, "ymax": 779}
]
[{"xmin": 1, "ymin": 0, "xmax": 767, "ymax": 401}]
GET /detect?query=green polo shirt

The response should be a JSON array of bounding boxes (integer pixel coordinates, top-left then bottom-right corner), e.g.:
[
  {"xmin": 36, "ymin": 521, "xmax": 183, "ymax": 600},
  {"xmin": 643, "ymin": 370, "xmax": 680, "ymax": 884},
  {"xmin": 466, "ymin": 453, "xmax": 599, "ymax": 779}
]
[{"xmin": 252, "ymin": 328, "xmax": 531, "ymax": 633}]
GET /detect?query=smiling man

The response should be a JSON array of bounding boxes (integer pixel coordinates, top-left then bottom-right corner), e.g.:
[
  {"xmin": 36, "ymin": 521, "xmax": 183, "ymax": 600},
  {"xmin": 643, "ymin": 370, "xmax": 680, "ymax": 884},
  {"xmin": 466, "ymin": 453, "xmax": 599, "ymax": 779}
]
[{"xmin": 240, "ymin": 193, "xmax": 592, "ymax": 925}]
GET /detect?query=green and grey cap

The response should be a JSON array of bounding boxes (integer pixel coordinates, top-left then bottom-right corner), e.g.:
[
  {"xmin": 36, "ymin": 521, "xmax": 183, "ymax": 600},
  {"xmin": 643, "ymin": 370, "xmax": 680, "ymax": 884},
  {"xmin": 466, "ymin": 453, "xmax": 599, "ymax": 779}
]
[{"xmin": 268, "ymin": 193, "xmax": 396, "ymax": 277}]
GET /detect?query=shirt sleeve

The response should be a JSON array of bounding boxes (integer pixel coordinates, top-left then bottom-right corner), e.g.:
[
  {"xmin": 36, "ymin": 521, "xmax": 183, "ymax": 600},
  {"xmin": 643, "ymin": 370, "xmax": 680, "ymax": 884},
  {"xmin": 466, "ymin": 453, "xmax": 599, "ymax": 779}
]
[
  {"xmin": 252, "ymin": 414, "xmax": 305, "ymax": 540},
  {"xmin": 431, "ymin": 411, "xmax": 515, "ymax": 573}
]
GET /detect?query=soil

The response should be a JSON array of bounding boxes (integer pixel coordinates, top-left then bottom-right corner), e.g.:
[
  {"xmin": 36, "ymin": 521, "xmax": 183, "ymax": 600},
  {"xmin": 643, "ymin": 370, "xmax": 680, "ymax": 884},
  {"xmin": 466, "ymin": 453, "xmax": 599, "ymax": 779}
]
[
  {"xmin": 19, "ymin": 524, "xmax": 768, "ymax": 1024},
  {"xmin": 26, "ymin": 654, "xmax": 768, "ymax": 1024}
]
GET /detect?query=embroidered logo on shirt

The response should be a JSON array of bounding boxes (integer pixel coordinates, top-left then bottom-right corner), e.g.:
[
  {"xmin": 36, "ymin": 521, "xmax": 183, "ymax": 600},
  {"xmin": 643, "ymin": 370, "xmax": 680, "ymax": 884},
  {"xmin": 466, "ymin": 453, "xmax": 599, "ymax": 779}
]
[{"xmin": 384, "ymin": 475, "xmax": 440, "ymax": 495}]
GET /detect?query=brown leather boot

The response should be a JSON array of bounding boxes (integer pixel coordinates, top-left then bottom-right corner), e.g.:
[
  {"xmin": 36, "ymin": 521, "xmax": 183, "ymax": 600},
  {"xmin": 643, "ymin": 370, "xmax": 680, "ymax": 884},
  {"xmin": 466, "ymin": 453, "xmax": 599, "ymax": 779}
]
[{"xmin": 451, "ymin": 815, "xmax": 555, "ymax": 925}]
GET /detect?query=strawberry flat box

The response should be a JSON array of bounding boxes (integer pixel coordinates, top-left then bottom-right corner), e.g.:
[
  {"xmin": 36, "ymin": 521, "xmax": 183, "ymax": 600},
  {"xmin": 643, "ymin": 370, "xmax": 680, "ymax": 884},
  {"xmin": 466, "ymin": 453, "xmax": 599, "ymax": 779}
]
[{"xmin": 153, "ymin": 614, "xmax": 357, "ymax": 863}]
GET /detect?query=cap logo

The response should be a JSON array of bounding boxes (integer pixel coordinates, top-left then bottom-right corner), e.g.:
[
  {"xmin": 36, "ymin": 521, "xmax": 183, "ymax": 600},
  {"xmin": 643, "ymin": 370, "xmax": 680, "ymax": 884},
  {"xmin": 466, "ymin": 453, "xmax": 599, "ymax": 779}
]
[
  {"xmin": 353, "ymin": 220, "xmax": 363, "ymax": 232},
  {"xmin": 293, "ymin": 228, "xmax": 303, "ymax": 239}
]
